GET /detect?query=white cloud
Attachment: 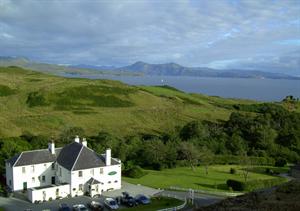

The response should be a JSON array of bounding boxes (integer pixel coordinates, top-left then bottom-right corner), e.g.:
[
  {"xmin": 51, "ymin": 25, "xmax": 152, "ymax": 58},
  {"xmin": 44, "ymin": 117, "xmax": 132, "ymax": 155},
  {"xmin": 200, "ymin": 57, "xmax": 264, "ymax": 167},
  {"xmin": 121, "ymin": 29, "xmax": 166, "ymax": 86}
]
[{"xmin": 0, "ymin": 0, "xmax": 299, "ymax": 73}]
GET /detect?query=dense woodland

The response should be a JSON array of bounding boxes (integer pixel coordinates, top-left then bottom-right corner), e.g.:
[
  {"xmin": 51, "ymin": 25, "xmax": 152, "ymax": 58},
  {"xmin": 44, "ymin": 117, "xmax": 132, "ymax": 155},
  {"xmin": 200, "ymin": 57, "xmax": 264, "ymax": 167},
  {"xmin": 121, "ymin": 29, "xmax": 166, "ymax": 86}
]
[{"xmin": 0, "ymin": 102, "xmax": 299, "ymax": 176}]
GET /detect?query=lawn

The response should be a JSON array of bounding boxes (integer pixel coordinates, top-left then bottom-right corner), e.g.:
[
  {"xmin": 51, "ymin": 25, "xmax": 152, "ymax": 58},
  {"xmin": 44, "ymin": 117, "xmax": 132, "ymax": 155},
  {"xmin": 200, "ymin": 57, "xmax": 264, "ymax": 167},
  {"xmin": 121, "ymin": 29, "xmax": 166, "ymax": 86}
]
[
  {"xmin": 121, "ymin": 197, "xmax": 183, "ymax": 211},
  {"xmin": 123, "ymin": 165, "xmax": 289, "ymax": 193}
]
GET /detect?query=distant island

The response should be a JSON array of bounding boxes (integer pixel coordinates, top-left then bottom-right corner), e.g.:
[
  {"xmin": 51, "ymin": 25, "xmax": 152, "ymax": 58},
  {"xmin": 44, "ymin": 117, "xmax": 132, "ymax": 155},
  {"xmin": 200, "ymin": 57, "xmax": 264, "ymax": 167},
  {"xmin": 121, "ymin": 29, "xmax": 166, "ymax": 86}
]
[{"xmin": 1, "ymin": 56, "xmax": 299, "ymax": 80}]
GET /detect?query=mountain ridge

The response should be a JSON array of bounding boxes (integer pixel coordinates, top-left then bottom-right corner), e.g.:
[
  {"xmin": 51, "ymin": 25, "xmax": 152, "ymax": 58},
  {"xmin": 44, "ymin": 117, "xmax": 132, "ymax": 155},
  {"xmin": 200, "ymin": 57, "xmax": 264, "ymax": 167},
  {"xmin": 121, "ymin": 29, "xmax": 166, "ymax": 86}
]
[{"xmin": 0, "ymin": 56, "xmax": 299, "ymax": 80}]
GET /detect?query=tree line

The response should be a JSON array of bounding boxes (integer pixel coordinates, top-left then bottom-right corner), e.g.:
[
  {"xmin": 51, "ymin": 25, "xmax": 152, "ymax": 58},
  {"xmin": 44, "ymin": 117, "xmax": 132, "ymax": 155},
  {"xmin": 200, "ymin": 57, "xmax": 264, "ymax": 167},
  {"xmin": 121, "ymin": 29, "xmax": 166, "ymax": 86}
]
[{"xmin": 0, "ymin": 103, "xmax": 299, "ymax": 175}]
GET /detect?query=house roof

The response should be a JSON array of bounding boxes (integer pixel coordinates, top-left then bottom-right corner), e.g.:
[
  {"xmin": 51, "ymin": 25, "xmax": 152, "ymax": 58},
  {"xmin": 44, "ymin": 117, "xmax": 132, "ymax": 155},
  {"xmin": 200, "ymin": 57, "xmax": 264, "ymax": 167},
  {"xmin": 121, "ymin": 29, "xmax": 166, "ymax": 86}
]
[
  {"xmin": 56, "ymin": 142, "xmax": 120, "ymax": 171},
  {"xmin": 6, "ymin": 148, "xmax": 62, "ymax": 167},
  {"xmin": 86, "ymin": 178, "xmax": 102, "ymax": 185},
  {"xmin": 6, "ymin": 141, "xmax": 120, "ymax": 171}
]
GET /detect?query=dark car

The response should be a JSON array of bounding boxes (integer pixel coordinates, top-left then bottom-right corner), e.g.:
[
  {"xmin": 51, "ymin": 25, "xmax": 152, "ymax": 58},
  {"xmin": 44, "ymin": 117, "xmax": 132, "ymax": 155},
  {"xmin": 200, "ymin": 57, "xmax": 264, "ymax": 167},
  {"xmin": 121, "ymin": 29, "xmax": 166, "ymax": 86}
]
[
  {"xmin": 121, "ymin": 192, "xmax": 138, "ymax": 207},
  {"xmin": 135, "ymin": 194, "xmax": 151, "ymax": 205},
  {"xmin": 88, "ymin": 201, "xmax": 104, "ymax": 211},
  {"xmin": 104, "ymin": 198, "xmax": 119, "ymax": 210},
  {"xmin": 73, "ymin": 204, "xmax": 88, "ymax": 211},
  {"xmin": 59, "ymin": 203, "xmax": 72, "ymax": 211}
]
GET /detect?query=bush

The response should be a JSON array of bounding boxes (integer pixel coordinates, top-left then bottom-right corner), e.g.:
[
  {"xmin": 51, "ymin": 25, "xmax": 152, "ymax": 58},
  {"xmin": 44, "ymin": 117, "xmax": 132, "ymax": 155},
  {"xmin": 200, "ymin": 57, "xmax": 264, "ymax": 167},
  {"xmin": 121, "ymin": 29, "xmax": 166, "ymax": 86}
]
[
  {"xmin": 275, "ymin": 158, "xmax": 287, "ymax": 167},
  {"xmin": 244, "ymin": 178, "xmax": 286, "ymax": 191},
  {"xmin": 26, "ymin": 91, "xmax": 48, "ymax": 107},
  {"xmin": 226, "ymin": 179, "xmax": 245, "ymax": 191},
  {"xmin": 230, "ymin": 168, "xmax": 237, "ymax": 174},
  {"xmin": 123, "ymin": 166, "xmax": 147, "ymax": 178},
  {"xmin": 0, "ymin": 85, "xmax": 16, "ymax": 96}
]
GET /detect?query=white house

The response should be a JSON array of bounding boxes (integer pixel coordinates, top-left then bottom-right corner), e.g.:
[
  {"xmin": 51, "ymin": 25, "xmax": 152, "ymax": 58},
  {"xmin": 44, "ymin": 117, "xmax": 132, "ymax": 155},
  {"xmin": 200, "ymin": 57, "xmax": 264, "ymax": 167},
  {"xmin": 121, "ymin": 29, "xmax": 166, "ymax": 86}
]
[{"xmin": 5, "ymin": 136, "xmax": 121, "ymax": 203}]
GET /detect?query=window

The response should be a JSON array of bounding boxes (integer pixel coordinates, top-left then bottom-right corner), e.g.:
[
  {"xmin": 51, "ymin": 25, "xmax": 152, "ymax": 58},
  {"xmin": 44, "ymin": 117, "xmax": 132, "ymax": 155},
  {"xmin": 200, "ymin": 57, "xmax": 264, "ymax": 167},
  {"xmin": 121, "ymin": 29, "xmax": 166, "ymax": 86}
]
[
  {"xmin": 22, "ymin": 167, "xmax": 26, "ymax": 174},
  {"xmin": 31, "ymin": 165, "xmax": 35, "ymax": 173},
  {"xmin": 59, "ymin": 167, "xmax": 62, "ymax": 176},
  {"xmin": 51, "ymin": 163, "xmax": 55, "ymax": 170},
  {"xmin": 9, "ymin": 180, "xmax": 11, "ymax": 186},
  {"xmin": 100, "ymin": 168, "xmax": 103, "ymax": 174},
  {"xmin": 42, "ymin": 176, "xmax": 46, "ymax": 183},
  {"xmin": 114, "ymin": 180, "xmax": 118, "ymax": 183},
  {"xmin": 78, "ymin": 171, "xmax": 83, "ymax": 177},
  {"xmin": 38, "ymin": 176, "xmax": 41, "ymax": 182},
  {"xmin": 32, "ymin": 177, "xmax": 35, "ymax": 183},
  {"xmin": 90, "ymin": 169, "xmax": 94, "ymax": 176},
  {"xmin": 79, "ymin": 184, "xmax": 83, "ymax": 191},
  {"xmin": 108, "ymin": 181, "xmax": 111, "ymax": 184}
]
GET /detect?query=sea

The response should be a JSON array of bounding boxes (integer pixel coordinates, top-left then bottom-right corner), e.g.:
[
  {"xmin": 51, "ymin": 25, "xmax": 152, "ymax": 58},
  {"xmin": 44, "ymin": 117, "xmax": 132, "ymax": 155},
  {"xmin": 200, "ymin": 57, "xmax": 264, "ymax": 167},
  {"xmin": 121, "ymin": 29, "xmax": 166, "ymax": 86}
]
[{"xmin": 61, "ymin": 74, "xmax": 300, "ymax": 102}]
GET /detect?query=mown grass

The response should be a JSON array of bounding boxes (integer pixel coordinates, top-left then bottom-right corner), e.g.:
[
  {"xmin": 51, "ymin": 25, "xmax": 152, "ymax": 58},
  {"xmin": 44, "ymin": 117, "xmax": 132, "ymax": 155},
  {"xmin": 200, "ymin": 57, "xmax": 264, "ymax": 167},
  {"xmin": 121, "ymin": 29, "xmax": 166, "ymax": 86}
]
[
  {"xmin": 121, "ymin": 197, "xmax": 183, "ymax": 211},
  {"xmin": 123, "ymin": 165, "xmax": 289, "ymax": 193}
]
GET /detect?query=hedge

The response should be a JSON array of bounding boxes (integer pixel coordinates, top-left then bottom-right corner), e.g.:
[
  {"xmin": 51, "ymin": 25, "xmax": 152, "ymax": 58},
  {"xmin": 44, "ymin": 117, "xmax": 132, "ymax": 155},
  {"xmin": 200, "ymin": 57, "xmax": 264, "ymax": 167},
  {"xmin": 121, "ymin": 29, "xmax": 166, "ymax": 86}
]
[
  {"xmin": 227, "ymin": 178, "xmax": 287, "ymax": 192},
  {"xmin": 214, "ymin": 155, "xmax": 275, "ymax": 166}
]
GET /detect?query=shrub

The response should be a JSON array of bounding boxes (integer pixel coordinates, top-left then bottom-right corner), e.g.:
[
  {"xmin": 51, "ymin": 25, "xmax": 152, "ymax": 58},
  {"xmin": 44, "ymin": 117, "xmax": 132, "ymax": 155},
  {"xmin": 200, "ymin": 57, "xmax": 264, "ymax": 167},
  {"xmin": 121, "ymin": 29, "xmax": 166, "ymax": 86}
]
[
  {"xmin": 275, "ymin": 158, "xmax": 287, "ymax": 167},
  {"xmin": 123, "ymin": 166, "xmax": 147, "ymax": 178},
  {"xmin": 26, "ymin": 91, "xmax": 48, "ymax": 107},
  {"xmin": 226, "ymin": 179, "xmax": 245, "ymax": 191},
  {"xmin": 244, "ymin": 178, "xmax": 286, "ymax": 191},
  {"xmin": 265, "ymin": 168, "xmax": 274, "ymax": 175},
  {"xmin": 0, "ymin": 85, "xmax": 16, "ymax": 96},
  {"xmin": 230, "ymin": 168, "xmax": 237, "ymax": 174}
]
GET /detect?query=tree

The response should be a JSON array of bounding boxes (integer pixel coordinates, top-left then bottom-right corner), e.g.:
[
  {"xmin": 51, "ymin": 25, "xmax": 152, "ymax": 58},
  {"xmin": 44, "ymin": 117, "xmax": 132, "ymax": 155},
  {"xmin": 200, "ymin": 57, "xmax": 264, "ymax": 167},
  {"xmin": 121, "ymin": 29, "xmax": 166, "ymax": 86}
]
[
  {"xmin": 180, "ymin": 121, "xmax": 209, "ymax": 141},
  {"xmin": 179, "ymin": 142, "xmax": 199, "ymax": 171},
  {"xmin": 198, "ymin": 146, "xmax": 214, "ymax": 175},
  {"xmin": 241, "ymin": 152, "xmax": 252, "ymax": 182},
  {"xmin": 59, "ymin": 127, "xmax": 85, "ymax": 145}
]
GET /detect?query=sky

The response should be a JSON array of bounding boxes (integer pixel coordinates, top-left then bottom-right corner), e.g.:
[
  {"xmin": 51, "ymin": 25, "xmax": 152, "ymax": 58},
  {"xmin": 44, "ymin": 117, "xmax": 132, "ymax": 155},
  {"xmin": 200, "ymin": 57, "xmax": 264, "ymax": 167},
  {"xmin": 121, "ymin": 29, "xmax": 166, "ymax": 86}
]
[{"xmin": 0, "ymin": 0, "xmax": 299, "ymax": 75}]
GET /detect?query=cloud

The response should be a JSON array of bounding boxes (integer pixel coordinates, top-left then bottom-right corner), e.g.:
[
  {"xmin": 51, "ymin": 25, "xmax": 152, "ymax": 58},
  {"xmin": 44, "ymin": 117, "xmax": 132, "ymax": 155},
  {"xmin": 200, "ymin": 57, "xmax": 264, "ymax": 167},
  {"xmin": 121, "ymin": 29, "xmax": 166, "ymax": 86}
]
[{"xmin": 0, "ymin": 0, "xmax": 299, "ymax": 74}]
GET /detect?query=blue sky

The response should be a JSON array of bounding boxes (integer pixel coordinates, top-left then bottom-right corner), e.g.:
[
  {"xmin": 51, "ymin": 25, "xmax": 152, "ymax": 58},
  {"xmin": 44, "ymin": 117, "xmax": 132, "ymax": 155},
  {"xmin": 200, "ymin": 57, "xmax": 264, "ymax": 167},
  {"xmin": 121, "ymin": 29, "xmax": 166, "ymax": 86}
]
[{"xmin": 0, "ymin": 0, "xmax": 299, "ymax": 75}]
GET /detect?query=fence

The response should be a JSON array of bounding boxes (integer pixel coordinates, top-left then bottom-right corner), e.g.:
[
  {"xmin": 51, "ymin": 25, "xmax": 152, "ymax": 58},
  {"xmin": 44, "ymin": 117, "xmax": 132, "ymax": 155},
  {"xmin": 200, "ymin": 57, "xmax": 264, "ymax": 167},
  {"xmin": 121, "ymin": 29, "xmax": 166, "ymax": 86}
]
[
  {"xmin": 156, "ymin": 193, "xmax": 187, "ymax": 211},
  {"xmin": 168, "ymin": 186, "xmax": 243, "ymax": 197}
]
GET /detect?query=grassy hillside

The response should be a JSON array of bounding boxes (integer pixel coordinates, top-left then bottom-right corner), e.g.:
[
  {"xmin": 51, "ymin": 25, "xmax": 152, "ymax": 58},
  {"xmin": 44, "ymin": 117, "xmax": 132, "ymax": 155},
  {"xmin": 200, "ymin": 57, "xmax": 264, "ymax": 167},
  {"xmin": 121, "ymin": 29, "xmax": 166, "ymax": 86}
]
[{"xmin": 0, "ymin": 66, "xmax": 291, "ymax": 138}]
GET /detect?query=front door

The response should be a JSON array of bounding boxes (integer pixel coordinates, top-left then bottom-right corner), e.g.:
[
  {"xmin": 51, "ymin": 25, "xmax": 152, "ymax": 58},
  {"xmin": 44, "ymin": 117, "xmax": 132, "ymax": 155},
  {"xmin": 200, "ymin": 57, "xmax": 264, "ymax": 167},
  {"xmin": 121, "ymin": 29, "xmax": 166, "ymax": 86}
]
[
  {"xmin": 51, "ymin": 176, "xmax": 55, "ymax": 185},
  {"xmin": 23, "ymin": 182, "xmax": 27, "ymax": 191}
]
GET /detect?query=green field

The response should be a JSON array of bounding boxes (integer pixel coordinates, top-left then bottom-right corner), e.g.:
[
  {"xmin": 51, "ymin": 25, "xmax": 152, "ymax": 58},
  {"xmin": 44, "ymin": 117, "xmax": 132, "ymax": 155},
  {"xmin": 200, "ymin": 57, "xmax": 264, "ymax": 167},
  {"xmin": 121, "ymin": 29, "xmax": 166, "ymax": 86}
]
[
  {"xmin": 0, "ymin": 66, "xmax": 258, "ymax": 138},
  {"xmin": 121, "ymin": 197, "xmax": 183, "ymax": 211},
  {"xmin": 124, "ymin": 165, "xmax": 289, "ymax": 193}
]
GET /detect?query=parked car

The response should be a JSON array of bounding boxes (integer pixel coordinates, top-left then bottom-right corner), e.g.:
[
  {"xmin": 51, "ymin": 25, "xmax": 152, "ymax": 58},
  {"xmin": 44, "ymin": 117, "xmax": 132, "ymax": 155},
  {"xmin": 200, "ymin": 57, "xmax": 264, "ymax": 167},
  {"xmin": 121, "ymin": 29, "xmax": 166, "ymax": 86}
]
[
  {"xmin": 121, "ymin": 192, "xmax": 138, "ymax": 207},
  {"xmin": 73, "ymin": 204, "xmax": 88, "ymax": 211},
  {"xmin": 88, "ymin": 200, "xmax": 104, "ymax": 211},
  {"xmin": 135, "ymin": 194, "xmax": 151, "ymax": 205},
  {"xmin": 104, "ymin": 198, "xmax": 119, "ymax": 210},
  {"xmin": 59, "ymin": 203, "xmax": 71, "ymax": 211}
]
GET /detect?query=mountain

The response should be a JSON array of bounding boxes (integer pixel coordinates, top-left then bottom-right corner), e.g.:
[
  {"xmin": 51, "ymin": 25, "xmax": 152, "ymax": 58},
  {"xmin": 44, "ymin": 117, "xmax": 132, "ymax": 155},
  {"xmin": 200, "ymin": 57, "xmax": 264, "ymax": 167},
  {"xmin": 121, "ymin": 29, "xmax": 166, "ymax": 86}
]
[
  {"xmin": 118, "ymin": 61, "xmax": 300, "ymax": 80},
  {"xmin": 1, "ymin": 57, "xmax": 299, "ymax": 80}
]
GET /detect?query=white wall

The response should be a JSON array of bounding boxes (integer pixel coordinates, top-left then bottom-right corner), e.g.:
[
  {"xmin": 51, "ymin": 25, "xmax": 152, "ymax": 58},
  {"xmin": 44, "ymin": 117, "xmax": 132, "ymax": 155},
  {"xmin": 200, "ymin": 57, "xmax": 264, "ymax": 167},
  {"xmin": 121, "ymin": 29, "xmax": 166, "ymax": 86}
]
[
  {"xmin": 70, "ymin": 162, "xmax": 121, "ymax": 197},
  {"xmin": 28, "ymin": 184, "xmax": 70, "ymax": 203},
  {"xmin": 56, "ymin": 164, "xmax": 71, "ymax": 185},
  {"xmin": 12, "ymin": 162, "xmax": 56, "ymax": 191}
]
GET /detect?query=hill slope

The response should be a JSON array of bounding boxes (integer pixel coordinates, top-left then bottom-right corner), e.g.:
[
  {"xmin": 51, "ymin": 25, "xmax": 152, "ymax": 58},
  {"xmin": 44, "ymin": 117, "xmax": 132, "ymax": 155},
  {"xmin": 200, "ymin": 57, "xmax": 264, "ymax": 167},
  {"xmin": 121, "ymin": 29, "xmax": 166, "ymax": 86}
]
[{"xmin": 0, "ymin": 66, "xmax": 262, "ymax": 138}]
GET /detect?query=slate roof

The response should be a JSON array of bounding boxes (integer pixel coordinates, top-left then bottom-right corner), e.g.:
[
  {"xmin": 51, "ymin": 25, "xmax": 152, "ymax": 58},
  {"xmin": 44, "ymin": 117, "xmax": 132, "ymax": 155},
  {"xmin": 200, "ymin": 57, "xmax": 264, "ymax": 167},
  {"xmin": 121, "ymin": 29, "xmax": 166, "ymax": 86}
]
[
  {"xmin": 87, "ymin": 178, "xmax": 102, "ymax": 185},
  {"xmin": 6, "ymin": 141, "xmax": 120, "ymax": 171},
  {"xmin": 6, "ymin": 148, "xmax": 62, "ymax": 167},
  {"xmin": 56, "ymin": 142, "xmax": 120, "ymax": 171}
]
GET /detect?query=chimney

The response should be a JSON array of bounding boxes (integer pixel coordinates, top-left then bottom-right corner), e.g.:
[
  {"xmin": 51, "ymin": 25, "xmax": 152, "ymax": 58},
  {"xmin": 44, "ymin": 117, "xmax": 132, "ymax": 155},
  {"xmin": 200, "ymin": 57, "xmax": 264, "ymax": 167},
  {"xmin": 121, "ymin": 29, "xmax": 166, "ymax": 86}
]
[
  {"xmin": 81, "ymin": 138, "xmax": 87, "ymax": 147},
  {"xmin": 74, "ymin": 135, "xmax": 80, "ymax": 143},
  {"xmin": 48, "ymin": 141, "xmax": 55, "ymax": 155},
  {"xmin": 106, "ymin": 148, "xmax": 111, "ymax": 166}
]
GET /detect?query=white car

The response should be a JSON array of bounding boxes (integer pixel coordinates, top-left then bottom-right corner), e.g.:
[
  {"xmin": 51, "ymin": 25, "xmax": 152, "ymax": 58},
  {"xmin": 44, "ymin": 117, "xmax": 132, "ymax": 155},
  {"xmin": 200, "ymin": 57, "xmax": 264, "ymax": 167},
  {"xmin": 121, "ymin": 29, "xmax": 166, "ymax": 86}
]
[
  {"xmin": 73, "ymin": 204, "xmax": 88, "ymax": 211},
  {"xmin": 104, "ymin": 198, "xmax": 119, "ymax": 210}
]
